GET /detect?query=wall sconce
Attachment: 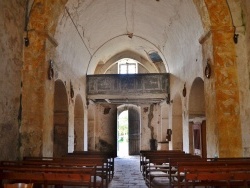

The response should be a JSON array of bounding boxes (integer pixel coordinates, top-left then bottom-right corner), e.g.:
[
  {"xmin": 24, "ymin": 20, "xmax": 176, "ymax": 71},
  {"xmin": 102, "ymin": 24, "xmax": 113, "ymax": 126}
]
[
  {"xmin": 48, "ymin": 60, "xmax": 54, "ymax": 80},
  {"xmin": 205, "ymin": 59, "xmax": 211, "ymax": 79},
  {"xmin": 182, "ymin": 83, "xmax": 186, "ymax": 97},
  {"xmin": 166, "ymin": 129, "xmax": 172, "ymax": 142},
  {"xmin": 24, "ymin": 36, "xmax": 29, "ymax": 47},
  {"xmin": 233, "ymin": 33, "xmax": 239, "ymax": 44},
  {"xmin": 70, "ymin": 81, "xmax": 74, "ymax": 98}
]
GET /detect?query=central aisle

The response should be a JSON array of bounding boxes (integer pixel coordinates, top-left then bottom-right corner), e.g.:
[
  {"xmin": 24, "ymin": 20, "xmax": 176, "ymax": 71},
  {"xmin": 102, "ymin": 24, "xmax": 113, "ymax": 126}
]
[{"xmin": 108, "ymin": 155, "xmax": 147, "ymax": 188}]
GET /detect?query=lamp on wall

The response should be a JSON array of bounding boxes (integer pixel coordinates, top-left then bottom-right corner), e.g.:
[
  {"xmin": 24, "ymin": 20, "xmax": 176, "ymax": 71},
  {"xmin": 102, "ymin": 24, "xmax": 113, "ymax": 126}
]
[
  {"xmin": 204, "ymin": 59, "xmax": 211, "ymax": 79},
  {"xmin": 70, "ymin": 81, "xmax": 74, "ymax": 98},
  {"xmin": 48, "ymin": 60, "xmax": 54, "ymax": 80},
  {"xmin": 233, "ymin": 33, "xmax": 239, "ymax": 44},
  {"xmin": 166, "ymin": 129, "xmax": 172, "ymax": 142},
  {"xmin": 24, "ymin": 34, "xmax": 29, "ymax": 47},
  {"xmin": 182, "ymin": 83, "xmax": 186, "ymax": 97}
]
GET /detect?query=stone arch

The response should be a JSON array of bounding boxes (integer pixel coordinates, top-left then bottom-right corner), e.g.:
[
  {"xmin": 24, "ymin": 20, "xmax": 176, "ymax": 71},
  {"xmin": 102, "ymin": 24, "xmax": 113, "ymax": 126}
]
[
  {"xmin": 74, "ymin": 94, "xmax": 84, "ymax": 151},
  {"xmin": 53, "ymin": 80, "xmax": 69, "ymax": 157},
  {"xmin": 86, "ymin": 35, "xmax": 169, "ymax": 74},
  {"xmin": 171, "ymin": 94, "xmax": 183, "ymax": 150},
  {"xmin": 189, "ymin": 77, "xmax": 205, "ymax": 118},
  {"xmin": 188, "ymin": 77, "xmax": 206, "ymax": 157},
  {"xmin": 194, "ymin": 0, "xmax": 242, "ymax": 156},
  {"xmin": 94, "ymin": 50, "xmax": 162, "ymax": 74}
]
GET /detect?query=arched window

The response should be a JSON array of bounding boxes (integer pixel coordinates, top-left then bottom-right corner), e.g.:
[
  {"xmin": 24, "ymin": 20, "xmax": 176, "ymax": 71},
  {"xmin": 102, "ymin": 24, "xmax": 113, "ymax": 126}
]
[{"xmin": 117, "ymin": 58, "xmax": 138, "ymax": 74}]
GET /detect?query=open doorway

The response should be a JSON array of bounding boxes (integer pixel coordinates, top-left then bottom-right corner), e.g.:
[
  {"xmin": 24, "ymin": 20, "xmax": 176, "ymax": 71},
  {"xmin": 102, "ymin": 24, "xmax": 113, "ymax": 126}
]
[
  {"xmin": 117, "ymin": 110, "xmax": 129, "ymax": 156},
  {"xmin": 117, "ymin": 105, "xmax": 141, "ymax": 157}
]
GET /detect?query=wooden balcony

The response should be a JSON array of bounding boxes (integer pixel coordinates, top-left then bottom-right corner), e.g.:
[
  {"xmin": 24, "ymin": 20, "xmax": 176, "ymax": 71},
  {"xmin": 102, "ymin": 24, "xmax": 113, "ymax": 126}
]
[{"xmin": 87, "ymin": 73, "xmax": 170, "ymax": 104}]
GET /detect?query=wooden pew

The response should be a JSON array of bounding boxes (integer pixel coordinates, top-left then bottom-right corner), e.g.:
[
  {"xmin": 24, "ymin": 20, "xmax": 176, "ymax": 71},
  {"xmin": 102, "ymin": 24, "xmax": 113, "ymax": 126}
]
[
  {"xmin": 145, "ymin": 154, "xmax": 201, "ymax": 188},
  {"xmin": 66, "ymin": 152, "xmax": 114, "ymax": 185},
  {"xmin": 141, "ymin": 152, "xmax": 190, "ymax": 179},
  {"xmin": 23, "ymin": 156, "xmax": 108, "ymax": 188},
  {"xmin": 175, "ymin": 159, "xmax": 250, "ymax": 188},
  {"xmin": 0, "ymin": 161, "xmax": 96, "ymax": 188},
  {"xmin": 69, "ymin": 151, "xmax": 115, "ymax": 180},
  {"xmin": 167, "ymin": 157, "xmax": 205, "ymax": 187},
  {"xmin": 140, "ymin": 150, "xmax": 184, "ymax": 172}
]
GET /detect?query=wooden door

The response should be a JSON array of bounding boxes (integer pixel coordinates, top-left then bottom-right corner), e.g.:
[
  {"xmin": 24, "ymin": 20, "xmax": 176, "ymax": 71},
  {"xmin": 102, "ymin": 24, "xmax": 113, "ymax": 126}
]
[{"xmin": 128, "ymin": 108, "xmax": 140, "ymax": 155}]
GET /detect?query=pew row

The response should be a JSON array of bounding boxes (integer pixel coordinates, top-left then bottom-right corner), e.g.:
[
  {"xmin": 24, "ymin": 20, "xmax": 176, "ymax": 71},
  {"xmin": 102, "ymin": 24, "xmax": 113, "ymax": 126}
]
[
  {"xmin": 22, "ymin": 156, "xmax": 109, "ymax": 188},
  {"xmin": 0, "ymin": 162, "xmax": 96, "ymax": 188},
  {"xmin": 175, "ymin": 159, "xmax": 250, "ymax": 187},
  {"xmin": 68, "ymin": 151, "xmax": 115, "ymax": 180},
  {"xmin": 140, "ymin": 149, "xmax": 250, "ymax": 188},
  {"xmin": 144, "ymin": 153, "xmax": 201, "ymax": 187}
]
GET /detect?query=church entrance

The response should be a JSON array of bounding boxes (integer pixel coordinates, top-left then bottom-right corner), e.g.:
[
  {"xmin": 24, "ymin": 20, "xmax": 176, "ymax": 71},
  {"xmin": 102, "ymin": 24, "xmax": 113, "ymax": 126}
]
[{"xmin": 117, "ymin": 105, "xmax": 141, "ymax": 156}]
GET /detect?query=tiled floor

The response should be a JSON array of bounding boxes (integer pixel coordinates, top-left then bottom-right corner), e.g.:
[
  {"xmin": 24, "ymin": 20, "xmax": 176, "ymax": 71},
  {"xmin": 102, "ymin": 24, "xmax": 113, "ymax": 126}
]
[{"xmin": 108, "ymin": 155, "xmax": 147, "ymax": 188}]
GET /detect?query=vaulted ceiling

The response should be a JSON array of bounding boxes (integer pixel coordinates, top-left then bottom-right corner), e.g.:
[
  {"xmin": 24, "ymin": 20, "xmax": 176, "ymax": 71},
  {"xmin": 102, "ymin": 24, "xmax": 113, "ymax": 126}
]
[{"xmin": 54, "ymin": 0, "xmax": 204, "ymax": 75}]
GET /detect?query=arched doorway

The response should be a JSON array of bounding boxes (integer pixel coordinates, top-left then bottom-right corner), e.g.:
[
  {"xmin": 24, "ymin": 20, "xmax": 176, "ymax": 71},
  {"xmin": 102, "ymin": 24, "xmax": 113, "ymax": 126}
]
[
  {"xmin": 117, "ymin": 105, "xmax": 141, "ymax": 156},
  {"xmin": 189, "ymin": 77, "xmax": 206, "ymax": 157},
  {"xmin": 74, "ymin": 94, "xmax": 84, "ymax": 151},
  {"xmin": 53, "ymin": 80, "xmax": 68, "ymax": 157}
]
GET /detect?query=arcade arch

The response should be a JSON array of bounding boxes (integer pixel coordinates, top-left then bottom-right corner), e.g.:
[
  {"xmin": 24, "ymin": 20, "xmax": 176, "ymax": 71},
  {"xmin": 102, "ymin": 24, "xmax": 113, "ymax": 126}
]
[
  {"xmin": 53, "ymin": 80, "xmax": 69, "ymax": 157},
  {"xmin": 189, "ymin": 77, "xmax": 206, "ymax": 157}
]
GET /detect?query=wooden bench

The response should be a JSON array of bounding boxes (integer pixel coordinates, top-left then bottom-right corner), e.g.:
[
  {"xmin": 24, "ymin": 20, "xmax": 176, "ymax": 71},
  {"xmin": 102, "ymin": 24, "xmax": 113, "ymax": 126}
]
[
  {"xmin": 68, "ymin": 151, "xmax": 115, "ymax": 180},
  {"xmin": 65, "ymin": 153, "xmax": 114, "ymax": 185},
  {"xmin": 142, "ymin": 152, "xmax": 191, "ymax": 179},
  {"xmin": 23, "ymin": 156, "xmax": 109, "ymax": 188},
  {"xmin": 167, "ymin": 157, "xmax": 205, "ymax": 187},
  {"xmin": 175, "ymin": 159, "xmax": 250, "ymax": 188},
  {"xmin": 145, "ymin": 154, "xmax": 201, "ymax": 188},
  {"xmin": 0, "ymin": 161, "xmax": 96, "ymax": 188},
  {"xmin": 140, "ymin": 150, "xmax": 184, "ymax": 171}
]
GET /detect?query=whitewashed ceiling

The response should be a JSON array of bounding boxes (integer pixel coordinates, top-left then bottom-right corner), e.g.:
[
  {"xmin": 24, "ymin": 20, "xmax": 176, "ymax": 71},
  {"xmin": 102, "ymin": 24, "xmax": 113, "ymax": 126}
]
[{"xmin": 55, "ymin": 0, "xmax": 204, "ymax": 75}]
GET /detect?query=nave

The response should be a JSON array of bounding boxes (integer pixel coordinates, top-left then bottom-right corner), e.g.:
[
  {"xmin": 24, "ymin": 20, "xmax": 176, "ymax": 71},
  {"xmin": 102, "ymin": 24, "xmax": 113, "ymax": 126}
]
[{"xmin": 108, "ymin": 156, "xmax": 147, "ymax": 188}]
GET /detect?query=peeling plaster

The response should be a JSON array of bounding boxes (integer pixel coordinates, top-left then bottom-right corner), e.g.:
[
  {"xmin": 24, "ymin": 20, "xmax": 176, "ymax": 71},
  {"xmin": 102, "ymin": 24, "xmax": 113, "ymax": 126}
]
[{"xmin": 147, "ymin": 104, "xmax": 155, "ymax": 139}]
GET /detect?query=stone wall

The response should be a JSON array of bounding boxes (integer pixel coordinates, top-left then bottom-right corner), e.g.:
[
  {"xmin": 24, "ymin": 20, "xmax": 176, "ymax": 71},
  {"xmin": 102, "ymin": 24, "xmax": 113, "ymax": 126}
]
[
  {"xmin": 240, "ymin": 0, "xmax": 250, "ymax": 156},
  {"xmin": 140, "ymin": 104, "xmax": 161, "ymax": 150},
  {"xmin": 0, "ymin": 0, "xmax": 25, "ymax": 160},
  {"xmin": 95, "ymin": 104, "xmax": 117, "ymax": 152}
]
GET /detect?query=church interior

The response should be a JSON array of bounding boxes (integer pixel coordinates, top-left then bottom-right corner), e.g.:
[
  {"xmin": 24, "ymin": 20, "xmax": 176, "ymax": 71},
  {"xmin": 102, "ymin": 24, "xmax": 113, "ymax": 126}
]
[{"xmin": 1, "ymin": 0, "xmax": 250, "ymax": 166}]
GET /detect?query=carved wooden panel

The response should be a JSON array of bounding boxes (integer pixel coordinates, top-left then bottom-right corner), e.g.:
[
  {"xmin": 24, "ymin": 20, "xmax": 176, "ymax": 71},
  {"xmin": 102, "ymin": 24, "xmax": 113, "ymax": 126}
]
[{"xmin": 87, "ymin": 73, "xmax": 169, "ymax": 97}]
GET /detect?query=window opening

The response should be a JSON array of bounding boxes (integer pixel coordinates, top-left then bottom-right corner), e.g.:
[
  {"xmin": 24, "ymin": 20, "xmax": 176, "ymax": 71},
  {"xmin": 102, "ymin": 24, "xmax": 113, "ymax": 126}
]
[{"xmin": 117, "ymin": 58, "xmax": 138, "ymax": 74}]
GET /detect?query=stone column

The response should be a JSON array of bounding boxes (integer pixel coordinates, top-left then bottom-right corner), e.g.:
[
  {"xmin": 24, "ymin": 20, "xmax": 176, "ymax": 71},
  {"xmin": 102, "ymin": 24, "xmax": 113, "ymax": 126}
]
[
  {"xmin": 205, "ymin": 1, "xmax": 242, "ymax": 157},
  {"xmin": 21, "ymin": 0, "xmax": 56, "ymax": 157}
]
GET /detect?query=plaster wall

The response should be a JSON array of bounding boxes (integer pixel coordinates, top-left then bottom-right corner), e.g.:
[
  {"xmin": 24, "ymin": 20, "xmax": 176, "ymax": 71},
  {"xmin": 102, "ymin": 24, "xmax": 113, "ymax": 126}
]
[
  {"xmin": 52, "ymin": 1, "xmax": 91, "ymax": 155},
  {"xmin": 163, "ymin": 1, "xmax": 204, "ymax": 153},
  {"xmin": 238, "ymin": 0, "xmax": 250, "ymax": 156},
  {"xmin": 202, "ymin": 32, "xmax": 218, "ymax": 157},
  {"xmin": 140, "ymin": 104, "xmax": 161, "ymax": 150},
  {"xmin": 94, "ymin": 104, "xmax": 117, "ymax": 152},
  {"xmin": 0, "ymin": 0, "xmax": 25, "ymax": 160}
]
